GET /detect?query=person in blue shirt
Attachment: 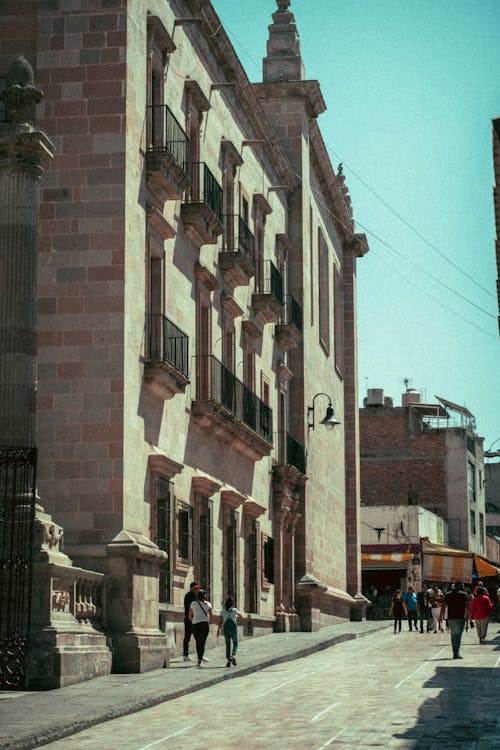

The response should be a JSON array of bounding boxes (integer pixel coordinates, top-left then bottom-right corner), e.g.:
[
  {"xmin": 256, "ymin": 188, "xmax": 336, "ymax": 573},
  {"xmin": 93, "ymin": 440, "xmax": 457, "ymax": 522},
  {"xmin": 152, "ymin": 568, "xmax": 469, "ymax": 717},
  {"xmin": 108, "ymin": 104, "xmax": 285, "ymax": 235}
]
[
  {"xmin": 217, "ymin": 596, "xmax": 242, "ymax": 667},
  {"xmin": 403, "ymin": 586, "xmax": 418, "ymax": 632}
]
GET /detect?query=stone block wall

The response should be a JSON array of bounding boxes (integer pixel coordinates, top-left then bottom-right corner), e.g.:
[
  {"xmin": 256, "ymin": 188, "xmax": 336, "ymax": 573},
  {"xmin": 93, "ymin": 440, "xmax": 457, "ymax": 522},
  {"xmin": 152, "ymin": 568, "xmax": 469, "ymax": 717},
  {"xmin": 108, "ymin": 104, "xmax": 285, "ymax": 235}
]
[{"xmin": 33, "ymin": 0, "xmax": 127, "ymax": 555}]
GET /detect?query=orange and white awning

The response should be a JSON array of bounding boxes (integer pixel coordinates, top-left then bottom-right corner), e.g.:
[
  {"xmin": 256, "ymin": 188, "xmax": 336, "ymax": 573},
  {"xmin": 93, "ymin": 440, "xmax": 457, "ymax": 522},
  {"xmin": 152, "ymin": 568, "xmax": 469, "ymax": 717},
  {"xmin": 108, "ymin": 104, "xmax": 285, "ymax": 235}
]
[
  {"xmin": 361, "ymin": 552, "xmax": 413, "ymax": 568},
  {"xmin": 421, "ymin": 538, "xmax": 474, "ymax": 583}
]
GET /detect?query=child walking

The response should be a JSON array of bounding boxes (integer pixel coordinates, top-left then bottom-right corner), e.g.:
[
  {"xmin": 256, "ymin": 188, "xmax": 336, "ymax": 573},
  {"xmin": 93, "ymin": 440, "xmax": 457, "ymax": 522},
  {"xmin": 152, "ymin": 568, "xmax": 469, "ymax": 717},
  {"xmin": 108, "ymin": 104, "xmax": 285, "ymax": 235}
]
[
  {"xmin": 389, "ymin": 589, "xmax": 407, "ymax": 634},
  {"xmin": 218, "ymin": 597, "xmax": 242, "ymax": 667}
]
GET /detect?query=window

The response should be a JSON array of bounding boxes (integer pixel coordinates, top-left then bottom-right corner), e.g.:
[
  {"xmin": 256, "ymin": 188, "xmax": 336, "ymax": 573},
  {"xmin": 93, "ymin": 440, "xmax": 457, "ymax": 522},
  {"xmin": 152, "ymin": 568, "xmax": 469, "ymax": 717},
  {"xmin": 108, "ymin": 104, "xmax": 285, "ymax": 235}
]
[
  {"xmin": 262, "ymin": 535, "xmax": 274, "ymax": 587},
  {"xmin": 470, "ymin": 509, "xmax": 476, "ymax": 535},
  {"xmin": 467, "ymin": 461, "xmax": 476, "ymax": 504},
  {"xmin": 223, "ymin": 507, "xmax": 239, "ymax": 600},
  {"xmin": 333, "ymin": 265, "xmax": 343, "ymax": 376},
  {"xmin": 177, "ymin": 500, "xmax": 193, "ymax": 566},
  {"xmin": 152, "ymin": 475, "xmax": 174, "ymax": 604},
  {"xmin": 318, "ymin": 228, "xmax": 330, "ymax": 354},
  {"xmin": 195, "ymin": 495, "xmax": 213, "ymax": 595},
  {"xmin": 246, "ymin": 517, "xmax": 259, "ymax": 614},
  {"xmin": 479, "ymin": 512, "xmax": 484, "ymax": 548}
]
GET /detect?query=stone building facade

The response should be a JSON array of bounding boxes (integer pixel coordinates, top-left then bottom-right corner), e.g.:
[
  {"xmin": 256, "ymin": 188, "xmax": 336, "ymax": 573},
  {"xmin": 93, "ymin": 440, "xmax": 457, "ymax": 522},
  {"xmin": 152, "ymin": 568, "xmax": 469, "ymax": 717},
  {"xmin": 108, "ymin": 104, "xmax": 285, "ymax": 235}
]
[
  {"xmin": 360, "ymin": 388, "xmax": 487, "ymax": 555},
  {"xmin": 0, "ymin": 0, "xmax": 368, "ymax": 683}
]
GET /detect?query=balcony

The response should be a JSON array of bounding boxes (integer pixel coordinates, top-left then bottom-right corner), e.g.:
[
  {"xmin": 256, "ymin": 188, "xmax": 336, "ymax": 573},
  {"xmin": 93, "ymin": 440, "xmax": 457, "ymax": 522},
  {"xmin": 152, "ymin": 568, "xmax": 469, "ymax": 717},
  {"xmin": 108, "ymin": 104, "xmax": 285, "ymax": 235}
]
[
  {"xmin": 181, "ymin": 162, "xmax": 223, "ymax": 246},
  {"xmin": 276, "ymin": 432, "xmax": 306, "ymax": 475},
  {"xmin": 252, "ymin": 260, "xmax": 283, "ymax": 325},
  {"xmin": 192, "ymin": 355, "xmax": 273, "ymax": 460},
  {"xmin": 144, "ymin": 314, "xmax": 190, "ymax": 400},
  {"xmin": 145, "ymin": 104, "xmax": 190, "ymax": 203},
  {"xmin": 219, "ymin": 215, "xmax": 255, "ymax": 287},
  {"xmin": 275, "ymin": 294, "xmax": 302, "ymax": 350}
]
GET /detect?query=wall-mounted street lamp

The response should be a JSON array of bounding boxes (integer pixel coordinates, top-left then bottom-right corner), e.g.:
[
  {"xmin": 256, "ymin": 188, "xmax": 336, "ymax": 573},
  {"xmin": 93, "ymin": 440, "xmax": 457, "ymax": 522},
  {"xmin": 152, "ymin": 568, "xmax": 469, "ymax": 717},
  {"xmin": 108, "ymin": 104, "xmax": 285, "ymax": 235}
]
[{"xmin": 307, "ymin": 392, "xmax": 340, "ymax": 431}]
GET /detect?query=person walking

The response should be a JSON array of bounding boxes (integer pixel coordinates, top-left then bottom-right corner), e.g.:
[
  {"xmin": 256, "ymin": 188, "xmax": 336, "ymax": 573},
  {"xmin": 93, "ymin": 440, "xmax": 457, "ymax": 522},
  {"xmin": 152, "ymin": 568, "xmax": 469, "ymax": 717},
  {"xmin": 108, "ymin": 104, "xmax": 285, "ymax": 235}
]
[
  {"xmin": 389, "ymin": 589, "xmax": 407, "ymax": 634},
  {"xmin": 217, "ymin": 596, "xmax": 242, "ymax": 667},
  {"xmin": 189, "ymin": 589, "xmax": 213, "ymax": 667},
  {"xmin": 440, "ymin": 581, "xmax": 469, "ymax": 659},
  {"xmin": 183, "ymin": 581, "xmax": 200, "ymax": 661},
  {"xmin": 417, "ymin": 586, "xmax": 429, "ymax": 633},
  {"xmin": 403, "ymin": 586, "xmax": 418, "ymax": 631},
  {"xmin": 429, "ymin": 586, "xmax": 444, "ymax": 633},
  {"xmin": 469, "ymin": 586, "xmax": 493, "ymax": 644}
]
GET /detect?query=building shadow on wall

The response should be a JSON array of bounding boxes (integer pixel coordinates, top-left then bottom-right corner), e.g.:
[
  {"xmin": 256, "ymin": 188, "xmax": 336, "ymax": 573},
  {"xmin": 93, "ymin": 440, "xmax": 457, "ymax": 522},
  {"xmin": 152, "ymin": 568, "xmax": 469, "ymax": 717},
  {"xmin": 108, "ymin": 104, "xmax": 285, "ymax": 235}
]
[{"xmin": 394, "ymin": 636, "xmax": 500, "ymax": 747}]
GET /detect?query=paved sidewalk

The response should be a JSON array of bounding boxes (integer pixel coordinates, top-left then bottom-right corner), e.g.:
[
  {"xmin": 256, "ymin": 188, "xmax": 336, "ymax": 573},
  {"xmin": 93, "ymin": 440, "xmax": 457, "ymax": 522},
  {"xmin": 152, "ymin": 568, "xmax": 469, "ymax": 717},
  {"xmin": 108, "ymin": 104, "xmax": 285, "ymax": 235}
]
[{"xmin": 0, "ymin": 621, "xmax": 387, "ymax": 750}]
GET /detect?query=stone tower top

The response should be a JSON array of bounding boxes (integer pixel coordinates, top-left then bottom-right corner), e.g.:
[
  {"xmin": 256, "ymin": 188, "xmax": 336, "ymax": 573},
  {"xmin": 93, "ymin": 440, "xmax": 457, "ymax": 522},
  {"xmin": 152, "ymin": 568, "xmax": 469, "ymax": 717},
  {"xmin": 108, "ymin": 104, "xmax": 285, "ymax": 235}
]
[{"xmin": 263, "ymin": 0, "xmax": 305, "ymax": 83}]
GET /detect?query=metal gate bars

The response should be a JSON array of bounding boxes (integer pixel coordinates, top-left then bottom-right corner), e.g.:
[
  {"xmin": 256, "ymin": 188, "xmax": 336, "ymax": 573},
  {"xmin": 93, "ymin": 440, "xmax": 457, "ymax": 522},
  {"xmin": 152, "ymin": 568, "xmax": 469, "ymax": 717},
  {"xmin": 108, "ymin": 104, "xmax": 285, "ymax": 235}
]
[{"xmin": 0, "ymin": 447, "xmax": 37, "ymax": 690}]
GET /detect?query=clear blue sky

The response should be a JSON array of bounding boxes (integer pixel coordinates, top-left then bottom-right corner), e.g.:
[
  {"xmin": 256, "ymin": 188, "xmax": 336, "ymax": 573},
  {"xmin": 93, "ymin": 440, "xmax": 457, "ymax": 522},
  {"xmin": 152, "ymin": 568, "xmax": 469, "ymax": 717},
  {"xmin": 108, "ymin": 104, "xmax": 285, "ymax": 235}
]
[{"xmin": 212, "ymin": 0, "xmax": 500, "ymax": 452}]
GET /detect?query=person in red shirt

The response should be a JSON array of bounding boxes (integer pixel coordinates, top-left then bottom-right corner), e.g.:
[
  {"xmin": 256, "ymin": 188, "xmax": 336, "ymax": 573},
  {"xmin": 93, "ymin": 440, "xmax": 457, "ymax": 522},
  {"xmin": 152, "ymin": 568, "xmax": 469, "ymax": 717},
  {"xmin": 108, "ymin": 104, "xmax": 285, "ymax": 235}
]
[{"xmin": 470, "ymin": 586, "xmax": 494, "ymax": 644}]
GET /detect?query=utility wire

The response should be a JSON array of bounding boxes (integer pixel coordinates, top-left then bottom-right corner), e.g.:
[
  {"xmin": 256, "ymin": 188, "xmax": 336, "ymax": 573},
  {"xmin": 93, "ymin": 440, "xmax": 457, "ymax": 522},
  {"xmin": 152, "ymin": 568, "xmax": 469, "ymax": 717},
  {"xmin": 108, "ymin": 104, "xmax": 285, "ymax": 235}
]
[{"xmin": 326, "ymin": 146, "xmax": 496, "ymax": 301}]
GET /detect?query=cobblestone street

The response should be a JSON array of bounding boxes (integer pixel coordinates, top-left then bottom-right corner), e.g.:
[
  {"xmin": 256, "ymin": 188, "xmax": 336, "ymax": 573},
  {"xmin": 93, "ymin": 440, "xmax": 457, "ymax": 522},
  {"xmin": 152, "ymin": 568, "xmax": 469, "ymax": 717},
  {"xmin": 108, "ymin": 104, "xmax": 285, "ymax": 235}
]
[{"xmin": 21, "ymin": 622, "xmax": 500, "ymax": 750}]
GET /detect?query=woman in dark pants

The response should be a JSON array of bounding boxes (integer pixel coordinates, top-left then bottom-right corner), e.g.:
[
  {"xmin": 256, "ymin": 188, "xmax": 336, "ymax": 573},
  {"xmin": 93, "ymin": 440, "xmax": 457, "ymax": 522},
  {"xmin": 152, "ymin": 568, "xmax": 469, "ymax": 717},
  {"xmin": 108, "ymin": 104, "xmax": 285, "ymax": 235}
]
[{"xmin": 188, "ymin": 589, "xmax": 213, "ymax": 667}]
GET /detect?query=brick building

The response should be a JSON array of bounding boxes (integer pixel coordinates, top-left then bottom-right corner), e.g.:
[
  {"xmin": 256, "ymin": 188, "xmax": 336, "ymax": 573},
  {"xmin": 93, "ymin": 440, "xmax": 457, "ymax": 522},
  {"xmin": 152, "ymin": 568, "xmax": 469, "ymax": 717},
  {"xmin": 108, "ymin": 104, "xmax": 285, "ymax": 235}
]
[
  {"xmin": 0, "ymin": 0, "xmax": 368, "ymax": 687},
  {"xmin": 360, "ymin": 388, "xmax": 487, "ymax": 555}
]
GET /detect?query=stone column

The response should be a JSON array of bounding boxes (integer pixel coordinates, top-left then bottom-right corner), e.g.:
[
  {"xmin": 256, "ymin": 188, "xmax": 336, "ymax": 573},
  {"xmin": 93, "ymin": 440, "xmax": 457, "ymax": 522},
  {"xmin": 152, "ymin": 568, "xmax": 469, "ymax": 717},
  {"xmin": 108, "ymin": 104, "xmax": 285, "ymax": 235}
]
[{"xmin": 0, "ymin": 57, "xmax": 53, "ymax": 447}]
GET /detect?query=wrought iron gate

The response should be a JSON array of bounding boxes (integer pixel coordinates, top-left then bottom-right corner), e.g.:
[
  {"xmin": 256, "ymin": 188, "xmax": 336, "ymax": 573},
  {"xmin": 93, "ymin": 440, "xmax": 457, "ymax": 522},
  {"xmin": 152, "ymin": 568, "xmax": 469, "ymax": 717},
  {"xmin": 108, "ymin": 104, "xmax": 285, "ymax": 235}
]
[{"xmin": 0, "ymin": 447, "xmax": 37, "ymax": 690}]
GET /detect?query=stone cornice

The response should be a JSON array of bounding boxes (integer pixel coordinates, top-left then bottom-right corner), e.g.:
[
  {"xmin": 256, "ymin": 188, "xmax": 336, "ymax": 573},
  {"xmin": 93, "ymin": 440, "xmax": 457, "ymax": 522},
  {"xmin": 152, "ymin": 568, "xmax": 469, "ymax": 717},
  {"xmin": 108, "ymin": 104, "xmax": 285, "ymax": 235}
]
[
  {"xmin": 147, "ymin": 13, "xmax": 176, "ymax": 55},
  {"xmin": 192, "ymin": 473, "xmax": 222, "ymax": 497},
  {"xmin": 253, "ymin": 192, "xmax": 272, "ymax": 217},
  {"xmin": 221, "ymin": 292, "xmax": 243, "ymax": 318},
  {"xmin": 253, "ymin": 80, "xmax": 326, "ymax": 120},
  {"xmin": 343, "ymin": 233, "xmax": 369, "ymax": 259},
  {"xmin": 221, "ymin": 138, "xmax": 244, "ymax": 170},
  {"xmin": 195, "ymin": 261, "xmax": 218, "ymax": 290},
  {"xmin": 148, "ymin": 451, "xmax": 183, "ymax": 478},
  {"xmin": 185, "ymin": 0, "xmax": 297, "ymax": 192},
  {"xmin": 309, "ymin": 119, "xmax": 355, "ymax": 240},
  {"xmin": 184, "ymin": 79, "xmax": 210, "ymax": 113}
]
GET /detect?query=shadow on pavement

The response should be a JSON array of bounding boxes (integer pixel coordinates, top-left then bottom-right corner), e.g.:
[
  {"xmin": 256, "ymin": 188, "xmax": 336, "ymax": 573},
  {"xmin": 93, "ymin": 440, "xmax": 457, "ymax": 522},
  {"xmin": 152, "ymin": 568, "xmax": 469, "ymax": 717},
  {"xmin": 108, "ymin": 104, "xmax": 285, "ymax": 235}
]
[{"xmin": 394, "ymin": 665, "xmax": 499, "ymax": 746}]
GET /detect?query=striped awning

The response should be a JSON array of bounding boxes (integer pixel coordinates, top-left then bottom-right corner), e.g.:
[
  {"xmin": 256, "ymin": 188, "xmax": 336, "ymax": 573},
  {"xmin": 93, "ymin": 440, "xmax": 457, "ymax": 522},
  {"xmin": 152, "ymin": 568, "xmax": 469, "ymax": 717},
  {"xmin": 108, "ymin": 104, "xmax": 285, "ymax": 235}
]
[
  {"xmin": 361, "ymin": 552, "xmax": 413, "ymax": 568},
  {"xmin": 474, "ymin": 555, "xmax": 500, "ymax": 578},
  {"xmin": 423, "ymin": 553, "xmax": 473, "ymax": 583}
]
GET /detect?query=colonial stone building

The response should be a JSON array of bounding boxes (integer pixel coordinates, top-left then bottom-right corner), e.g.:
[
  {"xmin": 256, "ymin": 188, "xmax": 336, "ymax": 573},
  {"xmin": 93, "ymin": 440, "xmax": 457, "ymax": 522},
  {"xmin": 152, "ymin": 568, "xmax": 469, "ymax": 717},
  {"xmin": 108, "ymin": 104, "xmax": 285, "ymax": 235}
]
[{"xmin": 0, "ymin": 0, "xmax": 368, "ymax": 687}]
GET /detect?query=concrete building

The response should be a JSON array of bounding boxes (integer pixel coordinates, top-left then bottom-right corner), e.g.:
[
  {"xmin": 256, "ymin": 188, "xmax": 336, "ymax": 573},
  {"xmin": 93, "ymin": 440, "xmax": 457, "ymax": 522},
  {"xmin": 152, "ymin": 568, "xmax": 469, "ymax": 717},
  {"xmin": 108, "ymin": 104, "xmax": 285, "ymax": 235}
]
[
  {"xmin": 0, "ymin": 0, "xmax": 368, "ymax": 688},
  {"xmin": 361, "ymin": 504, "xmax": 449, "ymax": 601},
  {"xmin": 485, "ymin": 462, "xmax": 500, "ymax": 564},
  {"xmin": 360, "ymin": 388, "xmax": 487, "ymax": 555}
]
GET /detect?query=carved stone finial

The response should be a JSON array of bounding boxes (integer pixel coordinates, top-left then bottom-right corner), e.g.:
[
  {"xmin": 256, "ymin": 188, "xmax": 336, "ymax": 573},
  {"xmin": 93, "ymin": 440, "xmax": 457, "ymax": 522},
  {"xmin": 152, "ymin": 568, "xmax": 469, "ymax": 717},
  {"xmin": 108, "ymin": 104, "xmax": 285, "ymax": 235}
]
[
  {"xmin": 276, "ymin": 0, "xmax": 291, "ymax": 10},
  {"xmin": 1, "ymin": 56, "xmax": 44, "ymax": 124}
]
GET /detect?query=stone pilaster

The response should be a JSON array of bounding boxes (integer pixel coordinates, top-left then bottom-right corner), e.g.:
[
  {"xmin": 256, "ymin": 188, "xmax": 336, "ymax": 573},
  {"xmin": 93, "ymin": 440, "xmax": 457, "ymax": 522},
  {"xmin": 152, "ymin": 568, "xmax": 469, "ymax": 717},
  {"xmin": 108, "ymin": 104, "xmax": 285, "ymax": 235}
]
[
  {"xmin": 106, "ymin": 530, "xmax": 169, "ymax": 672},
  {"xmin": 0, "ymin": 57, "xmax": 54, "ymax": 447}
]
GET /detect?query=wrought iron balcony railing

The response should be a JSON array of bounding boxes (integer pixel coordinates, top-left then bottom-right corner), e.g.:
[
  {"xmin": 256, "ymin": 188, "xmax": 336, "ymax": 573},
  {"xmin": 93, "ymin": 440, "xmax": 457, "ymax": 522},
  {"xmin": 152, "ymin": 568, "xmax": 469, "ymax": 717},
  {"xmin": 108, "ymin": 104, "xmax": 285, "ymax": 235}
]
[
  {"xmin": 277, "ymin": 432, "xmax": 306, "ymax": 474},
  {"xmin": 195, "ymin": 355, "xmax": 273, "ymax": 444},
  {"xmin": 280, "ymin": 295, "xmax": 302, "ymax": 332},
  {"xmin": 146, "ymin": 314, "xmax": 189, "ymax": 378},
  {"xmin": 255, "ymin": 259, "xmax": 283, "ymax": 306},
  {"xmin": 187, "ymin": 162, "xmax": 223, "ymax": 224},
  {"xmin": 146, "ymin": 104, "xmax": 189, "ymax": 175},
  {"xmin": 222, "ymin": 215, "xmax": 255, "ymax": 263}
]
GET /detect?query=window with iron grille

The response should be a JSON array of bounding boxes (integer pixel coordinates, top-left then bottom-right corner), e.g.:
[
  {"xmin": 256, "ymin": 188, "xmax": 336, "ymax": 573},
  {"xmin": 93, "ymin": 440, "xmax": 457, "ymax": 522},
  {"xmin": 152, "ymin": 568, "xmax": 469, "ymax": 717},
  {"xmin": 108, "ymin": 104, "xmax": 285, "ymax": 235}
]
[
  {"xmin": 196, "ymin": 495, "xmax": 213, "ymax": 595},
  {"xmin": 246, "ymin": 517, "xmax": 259, "ymax": 614},
  {"xmin": 263, "ymin": 535, "xmax": 275, "ymax": 587},
  {"xmin": 224, "ymin": 507, "xmax": 238, "ymax": 601},
  {"xmin": 152, "ymin": 475, "xmax": 174, "ymax": 604},
  {"xmin": 177, "ymin": 500, "xmax": 193, "ymax": 566}
]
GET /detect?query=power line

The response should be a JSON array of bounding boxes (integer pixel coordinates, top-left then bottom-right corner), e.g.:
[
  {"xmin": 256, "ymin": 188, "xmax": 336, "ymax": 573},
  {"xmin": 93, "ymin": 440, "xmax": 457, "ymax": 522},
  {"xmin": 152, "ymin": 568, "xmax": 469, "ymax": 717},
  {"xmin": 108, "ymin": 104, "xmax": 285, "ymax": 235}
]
[{"xmin": 325, "ymin": 146, "xmax": 496, "ymax": 302}]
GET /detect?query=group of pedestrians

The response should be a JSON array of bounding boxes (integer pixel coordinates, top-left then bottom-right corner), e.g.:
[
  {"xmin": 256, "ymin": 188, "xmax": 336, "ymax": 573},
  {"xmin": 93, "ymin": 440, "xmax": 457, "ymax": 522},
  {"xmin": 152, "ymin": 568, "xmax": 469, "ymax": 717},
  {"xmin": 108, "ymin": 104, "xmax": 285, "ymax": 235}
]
[
  {"xmin": 390, "ymin": 580, "xmax": 495, "ymax": 659},
  {"xmin": 183, "ymin": 581, "xmax": 242, "ymax": 668}
]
